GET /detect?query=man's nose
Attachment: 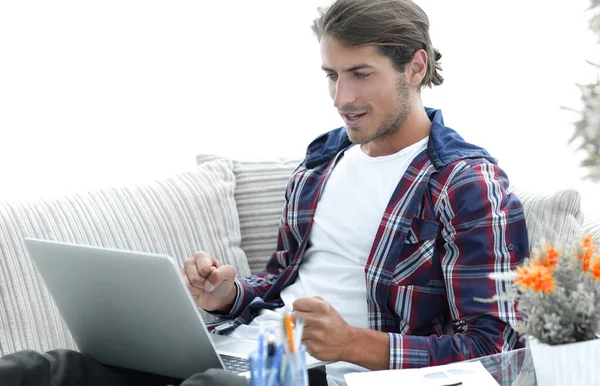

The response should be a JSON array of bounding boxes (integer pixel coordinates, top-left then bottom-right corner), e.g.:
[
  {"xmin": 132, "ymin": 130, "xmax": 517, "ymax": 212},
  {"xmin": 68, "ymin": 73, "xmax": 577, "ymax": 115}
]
[{"xmin": 332, "ymin": 80, "xmax": 356, "ymax": 109}]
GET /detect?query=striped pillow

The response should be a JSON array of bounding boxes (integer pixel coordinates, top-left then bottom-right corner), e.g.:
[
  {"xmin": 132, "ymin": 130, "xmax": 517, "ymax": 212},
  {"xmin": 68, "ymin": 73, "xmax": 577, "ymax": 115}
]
[
  {"xmin": 583, "ymin": 210, "xmax": 600, "ymax": 243},
  {"xmin": 0, "ymin": 158, "xmax": 250, "ymax": 355},
  {"xmin": 197, "ymin": 155, "xmax": 302, "ymax": 273},
  {"xmin": 511, "ymin": 187, "xmax": 584, "ymax": 251}
]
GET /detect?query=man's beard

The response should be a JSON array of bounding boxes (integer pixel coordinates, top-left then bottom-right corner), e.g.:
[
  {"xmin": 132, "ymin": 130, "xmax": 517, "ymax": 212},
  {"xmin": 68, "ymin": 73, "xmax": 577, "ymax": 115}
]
[{"xmin": 348, "ymin": 75, "xmax": 411, "ymax": 145}]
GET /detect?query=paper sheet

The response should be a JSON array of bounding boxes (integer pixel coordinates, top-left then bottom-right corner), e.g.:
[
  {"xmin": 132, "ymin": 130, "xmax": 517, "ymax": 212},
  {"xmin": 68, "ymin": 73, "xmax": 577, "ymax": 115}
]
[{"xmin": 344, "ymin": 360, "xmax": 500, "ymax": 386}]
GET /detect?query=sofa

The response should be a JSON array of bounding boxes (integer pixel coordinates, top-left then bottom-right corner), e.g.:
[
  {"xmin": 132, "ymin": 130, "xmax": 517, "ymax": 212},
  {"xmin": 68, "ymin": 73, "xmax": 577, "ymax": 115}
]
[{"xmin": 0, "ymin": 153, "xmax": 599, "ymax": 357}]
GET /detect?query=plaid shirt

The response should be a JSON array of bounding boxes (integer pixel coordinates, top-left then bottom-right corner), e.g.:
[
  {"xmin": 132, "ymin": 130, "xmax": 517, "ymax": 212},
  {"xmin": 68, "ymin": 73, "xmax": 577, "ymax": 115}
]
[{"xmin": 211, "ymin": 107, "xmax": 529, "ymax": 369}]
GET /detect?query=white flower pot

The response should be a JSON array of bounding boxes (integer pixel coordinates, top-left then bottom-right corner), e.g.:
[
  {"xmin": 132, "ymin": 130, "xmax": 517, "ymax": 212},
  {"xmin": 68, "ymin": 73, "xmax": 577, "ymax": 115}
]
[{"xmin": 528, "ymin": 336, "xmax": 600, "ymax": 386}]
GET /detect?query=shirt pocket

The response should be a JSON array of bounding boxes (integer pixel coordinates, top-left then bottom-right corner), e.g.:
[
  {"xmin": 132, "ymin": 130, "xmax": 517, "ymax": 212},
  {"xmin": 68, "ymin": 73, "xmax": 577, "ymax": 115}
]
[{"xmin": 391, "ymin": 218, "xmax": 440, "ymax": 286}]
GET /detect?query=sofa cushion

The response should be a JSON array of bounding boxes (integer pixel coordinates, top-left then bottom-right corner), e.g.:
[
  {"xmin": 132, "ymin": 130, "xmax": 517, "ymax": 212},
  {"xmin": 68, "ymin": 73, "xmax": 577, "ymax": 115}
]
[
  {"xmin": 583, "ymin": 210, "xmax": 600, "ymax": 243},
  {"xmin": 511, "ymin": 187, "xmax": 584, "ymax": 251},
  {"xmin": 197, "ymin": 154, "xmax": 301, "ymax": 273},
  {"xmin": 0, "ymin": 158, "xmax": 250, "ymax": 355}
]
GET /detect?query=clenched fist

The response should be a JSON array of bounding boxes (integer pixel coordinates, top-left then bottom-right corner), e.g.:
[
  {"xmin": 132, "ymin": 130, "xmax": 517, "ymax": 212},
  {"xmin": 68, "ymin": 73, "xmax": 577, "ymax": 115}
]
[{"xmin": 181, "ymin": 251, "xmax": 237, "ymax": 312}]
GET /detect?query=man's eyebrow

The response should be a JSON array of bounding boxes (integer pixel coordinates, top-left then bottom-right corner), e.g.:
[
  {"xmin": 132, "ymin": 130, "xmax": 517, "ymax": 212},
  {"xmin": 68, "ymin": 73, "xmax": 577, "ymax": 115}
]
[{"xmin": 321, "ymin": 64, "xmax": 375, "ymax": 73}]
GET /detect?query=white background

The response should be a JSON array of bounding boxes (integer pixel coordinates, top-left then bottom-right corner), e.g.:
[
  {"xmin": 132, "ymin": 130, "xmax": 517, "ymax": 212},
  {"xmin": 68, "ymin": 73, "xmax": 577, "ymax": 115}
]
[{"xmin": 1, "ymin": 0, "xmax": 599, "ymax": 212}]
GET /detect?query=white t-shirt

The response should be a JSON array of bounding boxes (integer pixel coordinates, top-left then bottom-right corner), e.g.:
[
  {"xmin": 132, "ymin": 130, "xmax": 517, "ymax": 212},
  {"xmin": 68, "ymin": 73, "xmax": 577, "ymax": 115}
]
[{"xmin": 230, "ymin": 137, "xmax": 429, "ymax": 386}]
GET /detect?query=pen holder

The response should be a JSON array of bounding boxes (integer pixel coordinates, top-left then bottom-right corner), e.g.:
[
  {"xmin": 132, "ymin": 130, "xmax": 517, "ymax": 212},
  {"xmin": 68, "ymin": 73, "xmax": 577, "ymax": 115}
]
[{"xmin": 249, "ymin": 344, "xmax": 309, "ymax": 386}]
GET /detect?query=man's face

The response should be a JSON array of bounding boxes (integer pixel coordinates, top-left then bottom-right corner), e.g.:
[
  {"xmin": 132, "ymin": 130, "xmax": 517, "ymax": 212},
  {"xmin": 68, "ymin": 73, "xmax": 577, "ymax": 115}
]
[{"xmin": 320, "ymin": 36, "xmax": 412, "ymax": 145}]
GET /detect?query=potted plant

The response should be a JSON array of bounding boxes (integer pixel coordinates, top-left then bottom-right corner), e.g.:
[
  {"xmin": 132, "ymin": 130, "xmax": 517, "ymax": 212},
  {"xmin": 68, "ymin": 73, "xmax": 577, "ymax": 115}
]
[{"xmin": 477, "ymin": 235, "xmax": 600, "ymax": 386}]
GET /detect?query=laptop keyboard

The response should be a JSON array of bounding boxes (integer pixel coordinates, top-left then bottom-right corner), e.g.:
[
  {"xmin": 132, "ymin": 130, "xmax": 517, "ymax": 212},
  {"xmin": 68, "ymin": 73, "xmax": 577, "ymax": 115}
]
[{"xmin": 221, "ymin": 354, "xmax": 250, "ymax": 373}]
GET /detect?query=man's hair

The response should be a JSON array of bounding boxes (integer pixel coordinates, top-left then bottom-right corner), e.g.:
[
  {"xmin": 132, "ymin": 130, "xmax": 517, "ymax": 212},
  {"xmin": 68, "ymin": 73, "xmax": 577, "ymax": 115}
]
[{"xmin": 312, "ymin": 0, "xmax": 443, "ymax": 88}]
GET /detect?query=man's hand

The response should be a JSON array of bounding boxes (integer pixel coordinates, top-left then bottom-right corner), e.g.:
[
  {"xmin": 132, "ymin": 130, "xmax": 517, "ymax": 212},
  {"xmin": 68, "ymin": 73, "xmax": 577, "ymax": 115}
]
[
  {"xmin": 181, "ymin": 251, "xmax": 237, "ymax": 312},
  {"xmin": 290, "ymin": 296, "xmax": 355, "ymax": 362},
  {"xmin": 291, "ymin": 296, "xmax": 391, "ymax": 369}
]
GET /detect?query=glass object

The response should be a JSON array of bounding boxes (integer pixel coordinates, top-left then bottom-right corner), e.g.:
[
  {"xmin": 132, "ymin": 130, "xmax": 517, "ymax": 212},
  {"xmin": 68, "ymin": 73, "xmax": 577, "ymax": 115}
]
[
  {"xmin": 249, "ymin": 344, "xmax": 308, "ymax": 386},
  {"xmin": 462, "ymin": 347, "xmax": 536, "ymax": 386}
]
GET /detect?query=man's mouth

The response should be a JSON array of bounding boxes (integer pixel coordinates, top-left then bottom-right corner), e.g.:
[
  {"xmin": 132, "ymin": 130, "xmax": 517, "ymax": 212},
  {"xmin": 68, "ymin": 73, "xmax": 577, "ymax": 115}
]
[{"xmin": 342, "ymin": 112, "xmax": 367, "ymax": 126}]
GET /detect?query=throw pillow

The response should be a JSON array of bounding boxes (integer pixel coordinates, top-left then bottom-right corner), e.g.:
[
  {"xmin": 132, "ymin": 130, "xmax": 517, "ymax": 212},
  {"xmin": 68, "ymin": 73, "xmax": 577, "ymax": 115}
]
[
  {"xmin": 511, "ymin": 186, "xmax": 584, "ymax": 251},
  {"xmin": 197, "ymin": 154, "xmax": 302, "ymax": 273}
]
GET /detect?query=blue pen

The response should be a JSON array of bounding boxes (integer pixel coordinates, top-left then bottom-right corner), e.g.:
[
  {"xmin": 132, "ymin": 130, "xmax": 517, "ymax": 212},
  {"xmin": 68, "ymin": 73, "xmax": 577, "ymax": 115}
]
[
  {"xmin": 249, "ymin": 354, "xmax": 260, "ymax": 386},
  {"xmin": 279, "ymin": 354, "xmax": 288, "ymax": 385},
  {"xmin": 257, "ymin": 322, "xmax": 265, "ymax": 386},
  {"xmin": 266, "ymin": 344, "xmax": 284, "ymax": 386}
]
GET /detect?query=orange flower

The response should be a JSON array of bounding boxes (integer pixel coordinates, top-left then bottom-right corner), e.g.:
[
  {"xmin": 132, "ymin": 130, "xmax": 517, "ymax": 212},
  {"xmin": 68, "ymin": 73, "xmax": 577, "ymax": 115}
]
[
  {"xmin": 578, "ymin": 234, "xmax": 597, "ymax": 271},
  {"xmin": 514, "ymin": 261, "xmax": 556, "ymax": 293},
  {"xmin": 538, "ymin": 243, "xmax": 559, "ymax": 267},
  {"xmin": 590, "ymin": 257, "xmax": 600, "ymax": 281}
]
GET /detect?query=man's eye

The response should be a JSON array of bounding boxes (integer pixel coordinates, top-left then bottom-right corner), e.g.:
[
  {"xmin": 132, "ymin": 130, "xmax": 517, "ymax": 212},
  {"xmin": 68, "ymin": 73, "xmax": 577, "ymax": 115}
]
[
  {"xmin": 355, "ymin": 72, "xmax": 370, "ymax": 79},
  {"xmin": 325, "ymin": 73, "xmax": 338, "ymax": 80}
]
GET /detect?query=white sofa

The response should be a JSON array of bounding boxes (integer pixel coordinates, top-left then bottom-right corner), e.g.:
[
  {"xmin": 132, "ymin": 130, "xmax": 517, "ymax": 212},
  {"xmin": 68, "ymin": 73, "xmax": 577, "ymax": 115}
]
[{"xmin": 0, "ymin": 154, "xmax": 598, "ymax": 356}]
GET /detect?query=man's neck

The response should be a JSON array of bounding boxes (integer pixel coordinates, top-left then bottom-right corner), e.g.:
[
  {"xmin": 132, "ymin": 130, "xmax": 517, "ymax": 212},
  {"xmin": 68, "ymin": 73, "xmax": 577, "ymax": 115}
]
[{"xmin": 361, "ymin": 104, "xmax": 431, "ymax": 157}]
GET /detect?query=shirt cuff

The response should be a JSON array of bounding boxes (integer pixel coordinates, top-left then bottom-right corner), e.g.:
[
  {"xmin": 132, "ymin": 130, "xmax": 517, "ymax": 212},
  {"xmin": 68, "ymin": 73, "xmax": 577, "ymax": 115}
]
[{"xmin": 389, "ymin": 333, "xmax": 430, "ymax": 369}]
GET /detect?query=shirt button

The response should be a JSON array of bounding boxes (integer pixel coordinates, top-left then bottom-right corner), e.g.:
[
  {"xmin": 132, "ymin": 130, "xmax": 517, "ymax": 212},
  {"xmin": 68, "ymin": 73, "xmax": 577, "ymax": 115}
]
[{"xmin": 508, "ymin": 244, "xmax": 515, "ymax": 251}]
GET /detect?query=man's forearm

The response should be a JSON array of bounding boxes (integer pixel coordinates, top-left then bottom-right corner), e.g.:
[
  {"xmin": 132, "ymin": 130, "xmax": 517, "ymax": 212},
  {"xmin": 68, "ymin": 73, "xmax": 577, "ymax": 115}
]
[{"xmin": 343, "ymin": 327, "xmax": 390, "ymax": 370}]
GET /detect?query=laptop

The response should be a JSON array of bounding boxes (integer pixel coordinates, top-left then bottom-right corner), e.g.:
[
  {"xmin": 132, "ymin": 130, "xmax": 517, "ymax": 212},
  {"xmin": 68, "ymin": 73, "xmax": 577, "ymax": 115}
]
[{"xmin": 24, "ymin": 238, "xmax": 324, "ymax": 380}]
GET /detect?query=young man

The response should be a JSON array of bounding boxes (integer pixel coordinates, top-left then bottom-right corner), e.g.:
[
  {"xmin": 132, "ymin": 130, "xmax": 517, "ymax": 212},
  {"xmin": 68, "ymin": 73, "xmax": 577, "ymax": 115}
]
[
  {"xmin": 183, "ymin": 0, "xmax": 528, "ymax": 385},
  {"xmin": 0, "ymin": 1, "xmax": 528, "ymax": 385}
]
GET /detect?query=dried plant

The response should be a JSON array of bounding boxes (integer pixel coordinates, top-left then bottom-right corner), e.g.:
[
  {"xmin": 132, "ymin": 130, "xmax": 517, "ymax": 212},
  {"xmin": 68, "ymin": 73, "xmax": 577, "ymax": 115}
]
[
  {"xmin": 476, "ymin": 235, "xmax": 600, "ymax": 345},
  {"xmin": 567, "ymin": 0, "xmax": 600, "ymax": 181}
]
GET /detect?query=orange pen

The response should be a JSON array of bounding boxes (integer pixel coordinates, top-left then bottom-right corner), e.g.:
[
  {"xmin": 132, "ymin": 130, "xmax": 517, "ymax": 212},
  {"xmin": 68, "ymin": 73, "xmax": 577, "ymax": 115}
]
[{"xmin": 284, "ymin": 313, "xmax": 295, "ymax": 353}]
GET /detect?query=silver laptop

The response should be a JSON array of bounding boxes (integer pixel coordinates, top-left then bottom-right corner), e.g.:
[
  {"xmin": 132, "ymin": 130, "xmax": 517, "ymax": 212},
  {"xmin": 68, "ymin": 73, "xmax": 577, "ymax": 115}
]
[{"xmin": 24, "ymin": 238, "xmax": 323, "ymax": 380}]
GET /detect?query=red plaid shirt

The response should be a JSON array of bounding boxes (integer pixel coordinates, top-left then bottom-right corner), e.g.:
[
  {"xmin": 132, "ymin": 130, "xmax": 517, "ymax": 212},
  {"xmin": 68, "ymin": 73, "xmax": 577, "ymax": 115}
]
[{"xmin": 211, "ymin": 108, "xmax": 528, "ymax": 369}]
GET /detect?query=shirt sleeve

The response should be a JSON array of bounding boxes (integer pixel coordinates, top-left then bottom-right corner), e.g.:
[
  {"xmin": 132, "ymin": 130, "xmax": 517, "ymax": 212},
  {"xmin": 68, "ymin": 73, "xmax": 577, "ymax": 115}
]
[{"xmin": 388, "ymin": 161, "xmax": 529, "ymax": 369}]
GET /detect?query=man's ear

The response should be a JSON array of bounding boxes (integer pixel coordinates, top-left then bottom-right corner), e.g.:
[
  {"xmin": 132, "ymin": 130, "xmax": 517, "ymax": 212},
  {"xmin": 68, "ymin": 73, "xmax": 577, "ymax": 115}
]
[{"xmin": 407, "ymin": 49, "xmax": 428, "ymax": 87}]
